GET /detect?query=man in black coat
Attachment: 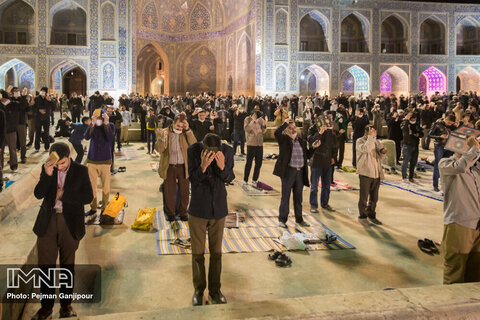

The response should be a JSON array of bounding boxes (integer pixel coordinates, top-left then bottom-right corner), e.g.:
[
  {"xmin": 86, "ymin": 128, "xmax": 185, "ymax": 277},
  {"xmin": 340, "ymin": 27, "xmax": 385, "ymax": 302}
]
[
  {"xmin": 190, "ymin": 109, "xmax": 214, "ymax": 142},
  {"xmin": 33, "ymin": 87, "xmax": 54, "ymax": 152},
  {"xmin": 274, "ymin": 118, "xmax": 310, "ymax": 228},
  {"xmin": 68, "ymin": 92, "xmax": 84, "ymax": 123},
  {"xmin": 0, "ymin": 105, "xmax": 5, "ymax": 192},
  {"xmin": 187, "ymin": 134, "xmax": 234, "ymax": 306},
  {"xmin": 386, "ymin": 108, "xmax": 404, "ymax": 165},
  {"xmin": 401, "ymin": 113, "xmax": 423, "ymax": 182},
  {"xmin": 0, "ymin": 89, "xmax": 19, "ymax": 172},
  {"xmin": 350, "ymin": 108, "xmax": 370, "ymax": 168},
  {"xmin": 31, "ymin": 142, "xmax": 93, "ymax": 320}
]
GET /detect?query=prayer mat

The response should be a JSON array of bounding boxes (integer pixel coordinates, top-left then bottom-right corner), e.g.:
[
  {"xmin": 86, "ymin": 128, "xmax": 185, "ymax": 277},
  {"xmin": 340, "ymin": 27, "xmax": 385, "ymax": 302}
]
[
  {"xmin": 234, "ymin": 155, "xmax": 246, "ymax": 162},
  {"xmin": 116, "ymin": 148, "xmax": 139, "ymax": 161},
  {"xmin": 381, "ymin": 179, "xmax": 443, "ymax": 202},
  {"xmin": 416, "ymin": 161, "xmax": 434, "ymax": 171},
  {"xmin": 5, "ymin": 180, "xmax": 14, "ymax": 189},
  {"xmin": 234, "ymin": 180, "xmax": 280, "ymax": 196},
  {"xmin": 85, "ymin": 209, "xmax": 126, "ymax": 225},
  {"xmin": 317, "ymin": 180, "xmax": 359, "ymax": 191},
  {"xmin": 155, "ymin": 209, "xmax": 355, "ymax": 255}
]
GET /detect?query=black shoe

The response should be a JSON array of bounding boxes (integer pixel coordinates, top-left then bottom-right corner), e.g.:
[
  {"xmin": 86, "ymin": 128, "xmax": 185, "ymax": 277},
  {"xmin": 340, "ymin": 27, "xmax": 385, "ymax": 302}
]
[
  {"xmin": 21, "ymin": 158, "xmax": 26, "ymax": 164},
  {"xmin": 85, "ymin": 209, "xmax": 97, "ymax": 216},
  {"xmin": 180, "ymin": 215, "xmax": 189, "ymax": 221},
  {"xmin": 31, "ymin": 308, "xmax": 53, "ymax": 320},
  {"xmin": 368, "ymin": 217, "xmax": 383, "ymax": 225},
  {"xmin": 192, "ymin": 291, "xmax": 203, "ymax": 306},
  {"xmin": 59, "ymin": 305, "xmax": 77, "ymax": 318},
  {"xmin": 297, "ymin": 221, "xmax": 310, "ymax": 227},
  {"xmin": 26, "ymin": 142, "xmax": 33, "ymax": 147},
  {"xmin": 209, "ymin": 291, "xmax": 227, "ymax": 304},
  {"xmin": 424, "ymin": 238, "xmax": 440, "ymax": 254},
  {"xmin": 166, "ymin": 215, "xmax": 176, "ymax": 222},
  {"xmin": 322, "ymin": 205, "xmax": 336, "ymax": 212},
  {"xmin": 433, "ymin": 187, "xmax": 440, "ymax": 192},
  {"xmin": 418, "ymin": 240, "xmax": 434, "ymax": 255}
]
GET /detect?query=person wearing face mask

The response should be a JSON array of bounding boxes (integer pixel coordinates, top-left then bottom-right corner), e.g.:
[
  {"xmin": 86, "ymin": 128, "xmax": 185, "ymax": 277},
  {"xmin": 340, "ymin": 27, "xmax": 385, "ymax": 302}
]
[
  {"xmin": 31, "ymin": 142, "xmax": 93, "ymax": 320},
  {"xmin": 69, "ymin": 92, "xmax": 83, "ymax": 123},
  {"xmin": 190, "ymin": 109, "xmax": 214, "ymax": 142},
  {"xmin": 156, "ymin": 114, "xmax": 196, "ymax": 221},
  {"xmin": 84, "ymin": 110, "xmax": 115, "ymax": 216},
  {"xmin": 54, "ymin": 112, "xmax": 72, "ymax": 137},
  {"xmin": 274, "ymin": 118, "xmax": 310, "ymax": 228},
  {"xmin": 33, "ymin": 87, "xmax": 54, "ymax": 152},
  {"xmin": 401, "ymin": 112, "xmax": 423, "ymax": 182},
  {"xmin": 0, "ymin": 88, "xmax": 19, "ymax": 172},
  {"xmin": 439, "ymin": 136, "xmax": 480, "ymax": 284},
  {"xmin": 243, "ymin": 110, "xmax": 267, "ymax": 186}
]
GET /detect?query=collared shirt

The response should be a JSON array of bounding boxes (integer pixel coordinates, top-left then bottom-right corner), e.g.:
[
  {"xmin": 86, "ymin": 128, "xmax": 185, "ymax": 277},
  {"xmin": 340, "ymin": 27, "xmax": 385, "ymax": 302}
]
[
  {"xmin": 169, "ymin": 131, "xmax": 184, "ymax": 165},
  {"xmin": 289, "ymin": 139, "xmax": 304, "ymax": 168},
  {"xmin": 54, "ymin": 163, "xmax": 70, "ymax": 211}
]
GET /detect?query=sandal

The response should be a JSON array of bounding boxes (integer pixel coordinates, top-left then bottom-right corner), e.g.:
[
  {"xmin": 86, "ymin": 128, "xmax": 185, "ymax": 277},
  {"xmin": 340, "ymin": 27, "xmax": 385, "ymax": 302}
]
[
  {"xmin": 268, "ymin": 250, "xmax": 283, "ymax": 261},
  {"xmin": 275, "ymin": 254, "xmax": 292, "ymax": 267},
  {"xmin": 418, "ymin": 240, "xmax": 434, "ymax": 255},
  {"xmin": 424, "ymin": 238, "xmax": 439, "ymax": 254}
]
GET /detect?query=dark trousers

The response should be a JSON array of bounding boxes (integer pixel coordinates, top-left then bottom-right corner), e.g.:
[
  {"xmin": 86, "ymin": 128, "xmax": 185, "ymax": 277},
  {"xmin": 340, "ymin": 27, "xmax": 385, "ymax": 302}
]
[
  {"xmin": 421, "ymin": 128, "xmax": 431, "ymax": 150},
  {"xmin": 37, "ymin": 212, "xmax": 79, "ymax": 310},
  {"xmin": 2, "ymin": 132, "xmax": 18, "ymax": 170},
  {"xmin": 115, "ymin": 128, "xmax": 122, "ymax": 150},
  {"xmin": 17, "ymin": 124, "xmax": 27, "ymax": 160},
  {"xmin": 147, "ymin": 130, "xmax": 156, "ymax": 153},
  {"xmin": 352, "ymin": 137, "xmax": 359, "ymax": 167},
  {"xmin": 35, "ymin": 118, "xmax": 50, "ymax": 151},
  {"xmin": 336, "ymin": 135, "xmax": 346, "ymax": 167},
  {"xmin": 358, "ymin": 175, "xmax": 380, "ymax": 219},
  {"xmin": 279, "ymin": 166, "xmax": 304, "ymax": 223},
  {"xmin": 189, "ymin": 215, "xmax": 225, "ymax": 294},
  {"xmin": 232, "ymin": 129, "xmax": 245, "ymax": 155},
  {"xmin": 164, "ymin": 165, "xmax": 189, "ymax": 218},
  {"xmin": 28, "ymin": 118, "xmax": 35, "ymax": 144},
  {"xmin": 140, "ymin": 121, "xmax": 147, "ymax": 141},
  {"xmin": 310, "ymin": 167, "xmax": 332, "ymax": 209},
  {"xmin": 244, "ymin": 146, "xmax": 263, "ymax": 182},
  {"xmin": 402, "ymin": 144, "xmax": 419, "ymax": 180},
  {"xmin": 72, "ymin": 143, "xmax": 84, "ymax": 163},
  {"xmin": 394, "ymin": 139, "xmax": 402, "ymax": 164},
  {"xmin": 110, "ymin": 141, "xmax": 115, "ymax": 172},
  {"xmin": 71, "ymin": 110, "xmax": 81, "ymax": 123}
]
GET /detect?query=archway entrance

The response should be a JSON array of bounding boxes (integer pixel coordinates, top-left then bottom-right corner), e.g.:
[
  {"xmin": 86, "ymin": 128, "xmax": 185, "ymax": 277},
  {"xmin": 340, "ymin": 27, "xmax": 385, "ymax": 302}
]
[
  {"xmin": 62, "ymin": 67, "xmax": 86, "ymax": 96},
  {"xmin": 419, "ymin": 66, "xmax": 446, "ymax": 99},
  {"xmin": 299, "ymin": 65, "xmax": 329, "ymax": 95},
  {"xmin": 0, "ymin": 58, "xmax": 34, "ymax": 90},
  {"xmin": 341, "ymin": 65, "xmax": 370, "ymax": 96},
  {"xmin": 380, "ymin": 66, "xmax": 409, "ymax": 97},
  {"xmin": 456, "ymin": 67, "xmax": 480, "ymax": 93},
  {"xmin": 150, "ymin": 76, "xmax": 164, "ymax": 95}
]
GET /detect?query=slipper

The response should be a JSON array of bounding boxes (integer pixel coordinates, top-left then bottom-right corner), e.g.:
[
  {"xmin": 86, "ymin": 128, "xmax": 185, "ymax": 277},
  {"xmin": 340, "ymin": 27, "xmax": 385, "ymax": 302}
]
[
  {"xmin": 418, "ymin": 240, "xmax": 434, "ymax": 255},
  {"xmin": 324, "ymin": 234, "xmax": 337, "ymax": 244},
  {"xmin": 275, "ymin": 254, "xmax": 292, "ymax": 267},
  {"xmin": 424, "ymin": 238, "xmax": 439, "ymax": 254},
  {"xmin": 268, "ymin": 250, "xmax": 283, "ymax": 261}
]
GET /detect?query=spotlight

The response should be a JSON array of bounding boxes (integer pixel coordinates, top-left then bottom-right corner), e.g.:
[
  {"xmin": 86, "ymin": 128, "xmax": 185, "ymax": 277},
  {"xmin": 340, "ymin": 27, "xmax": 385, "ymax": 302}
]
[{"xmin": 300, "ymin": 75, "xmax": 305, "ymax": 80}]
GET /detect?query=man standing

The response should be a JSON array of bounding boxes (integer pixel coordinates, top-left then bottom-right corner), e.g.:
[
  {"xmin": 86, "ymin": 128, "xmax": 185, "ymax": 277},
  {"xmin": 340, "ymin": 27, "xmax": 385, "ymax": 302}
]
[
  {"xmin": 34, "ymin": 87, "xmax": 54, "ymax": 152},
  {"xmin": 156, "ymin": 115, "xmax": 196, "ymax": 221},
  {"xmin": 120, "ymin": 105, "xmax": 131, "ymax": 145},
  {"xmin": 188, "ymin": 133, "xmax": 234, "ymax": 306},
  {"xmin": 439, "ymin": 137, "xmax": 480, "ymax": 284},
  {"xmin": 351, "ymin": 108, "xmax": 370, "ymax": 168},
  {"xmin": 31, "ymin": 142, "xmax": 93, "ymax": 320},
  {"xmin": 84, "ymin": 111, "xmax": 115, "ymax": 215},
  {"xmin": 69, "ymin": 92, "xmax": 83, "ymax": 123},
  {"xmin": 308, "ymin": 120, "xmax": 337, "ymax": 213},
  {"xmin": 190, "ymin": 109, "xmax": 214, "ymax": 142},
  {"xmin": 15, "ymin": 88, "xmax": 30, "ymax": 164},
  {"xmin": 0, "ymin": 89, "xmax": 19, "ymax": 172},
  {"xmin": 274, "ymin": 119, "xmax": 310, "ymax": 228},
  {"xmin": 401, "ymin": 113, "xmax": 423, "ymax": 182},
  {"xmin": 356, "ymin": 126, "xmax": 387, "ymax": 226},
  {"xmin": 146, "ymin": 108, "xmax": 158, "ymax": 154},
  {"xmin": 420, "ymin": 103, "xmax": 435, "ymax": 150},
  {"xmin": 232, "ymin": 107, "xmax": 248, "ymax": 156},
  {"xmin": 243, "ymin": 110, "xmax": 267, "ymax": 186},
  {"xmin": 0, "ymin": 103, "xmax": 5, "ymax": 192}
]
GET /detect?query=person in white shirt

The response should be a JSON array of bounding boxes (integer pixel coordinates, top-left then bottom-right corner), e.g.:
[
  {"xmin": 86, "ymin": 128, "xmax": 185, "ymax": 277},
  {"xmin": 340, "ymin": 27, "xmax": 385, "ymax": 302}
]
[{"xmin": 120, "ymin": 105, "xmax": 131, "ymax": 145}]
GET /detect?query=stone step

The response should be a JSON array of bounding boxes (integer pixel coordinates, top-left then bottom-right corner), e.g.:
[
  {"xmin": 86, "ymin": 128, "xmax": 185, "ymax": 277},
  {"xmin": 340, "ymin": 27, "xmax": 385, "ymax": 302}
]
[{"xmin": 83, "ymin": 283, "xmax": 480, "ymax": 320}]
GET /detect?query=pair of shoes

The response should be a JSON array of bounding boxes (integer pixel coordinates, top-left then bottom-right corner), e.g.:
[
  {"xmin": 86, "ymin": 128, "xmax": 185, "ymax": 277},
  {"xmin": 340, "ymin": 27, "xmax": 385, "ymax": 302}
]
[
  {"xmin": 310, "ymin": 207, "xmax": 319, "ymax": 213},
  {"xmin": 418, "ymin": 239, "xmax": 439, "ymax": 255},
  {"xmin": 111, "ymin": 169, "xmax": 119, "ymax": 175},
  {"xmin": 409, "ymin": 178, "xmax": 415, "ymax": 183},
  {"xmin": 250, "ymin": 180, "xmax": 258, "ymax": 187},
  {"xmin": 322, "ymin": 205, "xmax": 336, "ymax": 212},
  {"xmin": 59, "ymin": 305, "xmax": 77, "ymax": 318},
  {"xmin": 297, "ymin": 221, "xmax": 310, "ymax": 227},
  {"xmin": 368, "ymin": 217, "xmax": 383, "ymax": 225},
  {"xmin": 268, "ymin": 250, "xmax": 292, "ymax": 267},
  {"xmin": 85, "ymin": 209, "xmax": 97, "ymax": 217},
  {"xmin": 278, "ymin": 221, "xmax": 287, "ymax": 228},
  {"xmin": 209, "ymin": 291, "xmax": 227, "ymax": 304},
  {"xmin": 192, "ymin": 291, "xmax": 203, "ymax": 306},
  {"xmin": 358, "ymin": 218, "xmax": 371, "ymax": 226},
  {"xmin": 433, "ymin": 187, "xmax": 440, "ymax": 192},
  {"xmin": 31, "ymin": 307, "xmax": 53, "ymax": 320},
  {"xmin": 166, "ymin": 215, "xmax": 176, "ymax": 222},
  {"xmin": 179, "ymin": 215, "xmax": 188, "ymax": 221},
  {"xmin": 118, "ymin": 166, "xmax": 126, "ymax": 172},
  {"xmin": 146, "ymin": 151, "xmax": 151, "ymax": 154}
]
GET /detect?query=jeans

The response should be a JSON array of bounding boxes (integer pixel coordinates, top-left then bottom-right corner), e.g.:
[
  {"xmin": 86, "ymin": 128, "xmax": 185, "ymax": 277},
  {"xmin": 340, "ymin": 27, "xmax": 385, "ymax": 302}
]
[
  {"xmin": 352, "ymin": 137, "xmax": 359, "ymax": 167},
  {"xmin": 244, "ymin": 146, "xmax": 263, "ymax": 182},
  {"xmin": 232, "ymin": 129, "xmax": 245, "ymax": 155},
  {"xmin": 309, "ymin": 167, "xmax": 332, "ymax": 209},
  {"xmin": 279, "ymin": 166, "xmax": 304, "ymax": 223},
  {"xmin": 422, "ymin": 127, "xmax": 431, "ymax": 150},
  {"xmin": 147, "ymin": 130, "xmax": 156, "ymax": 153},
  {"xmin": 433, "ymin": 144, "xmax": 445, "ymax": 188},
  {"xmin": 401, "ymin": 144, "xmax": 419, "ymax": 180},
  {"xmin": 336, "ymin": 135, "xmax": 346, "ymax": 168}
]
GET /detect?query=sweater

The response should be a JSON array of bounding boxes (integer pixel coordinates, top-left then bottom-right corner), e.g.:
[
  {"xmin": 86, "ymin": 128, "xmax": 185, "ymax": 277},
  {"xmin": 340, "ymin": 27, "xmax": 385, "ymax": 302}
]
[{"xmin": 84, "ymin": 123, "xmax": 115, "ymax": 163}]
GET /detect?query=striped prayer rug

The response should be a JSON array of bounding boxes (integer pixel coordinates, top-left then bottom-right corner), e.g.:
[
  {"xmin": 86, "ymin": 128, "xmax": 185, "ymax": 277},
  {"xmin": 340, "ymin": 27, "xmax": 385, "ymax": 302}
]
[{"xmin": 155, "ymin": 209, "xmax": 355, "ymax": 255}]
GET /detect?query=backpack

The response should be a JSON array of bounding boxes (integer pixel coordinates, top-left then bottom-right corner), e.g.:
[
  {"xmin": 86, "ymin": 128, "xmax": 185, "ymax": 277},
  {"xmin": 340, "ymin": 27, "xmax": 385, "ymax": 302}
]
[{"xmin": 103, "ymin": 193, "xmax": 127, "ymax": 218}]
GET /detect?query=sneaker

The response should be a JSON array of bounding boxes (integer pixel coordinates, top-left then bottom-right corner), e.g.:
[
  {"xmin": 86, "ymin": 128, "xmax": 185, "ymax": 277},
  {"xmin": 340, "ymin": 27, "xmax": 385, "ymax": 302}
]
[
  {"xmin": 11, "ymin": 169, "xmax": 18, "ymax": 174},
  {"xmin": 368, "ymin": 217, "xmax": 383, "ymax": 225},
  {"xmin": 409, "ymin": 178, "xmax": 415, "ymax": 183},
  {"xmin": 250, "ymin": 180, "xmax": 258, "ymax": 187},
  {"xmin": 322, "ymin": 205, "xmax": 336, "ymax": 212},
  {"xmin": 433, "ymin": 187, "xmax": 440, "ymax": 192},
  {"xmin": 146, "ymin": 151, "xmax": 151, "ymax": 154},
  {"xmin": 297, "ymin": 221, "xmax": 310, "ymax": 227},
  {"xmin": 33, "ymin": 149, "xmax": 40, "ymax": 153},
  {"xmin": 242, "ymin": 181, "xmax": 248, "ymax": 186},
  {"xmin": 278, "ymin": 221, "xmax": 287, "ymax": 228},
  {"xmin": 85, "ymin": 210, "xmax": 97, "ymax": 216},
  {"xmin": 310, "ymin": 207, "xmax": 319, "ymax": 213},
  {"xmin": 358, "ymin": 218, "xmax": 371, "ymax": 226}
]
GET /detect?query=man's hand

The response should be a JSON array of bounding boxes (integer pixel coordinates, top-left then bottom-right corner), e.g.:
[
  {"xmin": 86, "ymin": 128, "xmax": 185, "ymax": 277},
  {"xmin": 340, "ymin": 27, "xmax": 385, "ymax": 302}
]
[
  {"xmin": 44, "ymin": 159, "xmax": 55, "ymax": 176},
  {"xmin": 467, "ymin": 136, "xmax": 480, "ymax": 150},
  {"xmin": 405, "ymin": 112, "xmax": 413, "ymax": 121},
  {"xmin": 46, "ymin": 95, "xmax": 51, "ymax": 101},
  {"xmin": 369, "ymin": 127, "xmax": 377, "ymax": 137},
  {"xmin": 380, "ymin": 148, "xmax": 387, "ymax": 154},
  {"xmin": 215, "ymin": 151, "xmax": 225, "ymax": 171},
  {"xmin": 102, "ymin": 113, "xmax": 109, "ymax": 124},
  {"xmin": 284, "ymin": 118, "xmax": 291, "ymax": 125},
  {"xmin": 252, "ymin": 113, "xmax": 257, "ymax": 121},
  {"xmin": 56, "ymin": 187, "xmax": 64, "ymax": 201},
  {"xmin": 201, "ymin": 150, "xmax": 216, "ymax": 173},
  {"xmin": 39, "ymin": 109, "xmax": 46, "ymax": 115},
  {"xmin": 319, "ymin": 125, "xmax": 327, "ymax": 135},
  {"xmin": 348, "ymin": 107, "xmax": 353, "ymax": 115},
  {"xmin": 422, "ymin": 125, "xmax": 427, "ymax": 129},
  {"xmin": 209, "ymin": 125, "xmax": 214, "ymax": 131},
  {"xmin": 339, "ymin": 129, "xmax": 345, "ymax": 134},
  {"xmin": 183, "ymin": 120, "xmax": 189, "ymax": 130},
  {"xmin": 440, "ymin": 134, "xmax": 448, "ymax": 139},
  {"xmin": 312, "ymin": 140, "xmax": 321, "ymax": 149},
  {"xmin": 331, "ymin": 158, "xmax": 335, "ymax": 165}
]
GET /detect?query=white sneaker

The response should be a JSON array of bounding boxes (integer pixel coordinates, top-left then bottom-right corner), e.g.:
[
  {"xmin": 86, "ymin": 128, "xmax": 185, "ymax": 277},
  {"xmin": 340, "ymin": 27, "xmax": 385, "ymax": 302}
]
[
  {"xmin": 250, "ymin": 180, "xmax": 257, "ymax": 187},
  {"xmin": 242, "ymin": 181, "xmax": 248, "ymax": 186}
]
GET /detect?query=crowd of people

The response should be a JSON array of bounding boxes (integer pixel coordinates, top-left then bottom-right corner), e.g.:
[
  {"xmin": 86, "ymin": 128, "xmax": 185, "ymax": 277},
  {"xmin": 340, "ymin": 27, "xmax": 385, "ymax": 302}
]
[{"xmin": 0, "ymin": 86, "xmax": 477, "ymax": 319}]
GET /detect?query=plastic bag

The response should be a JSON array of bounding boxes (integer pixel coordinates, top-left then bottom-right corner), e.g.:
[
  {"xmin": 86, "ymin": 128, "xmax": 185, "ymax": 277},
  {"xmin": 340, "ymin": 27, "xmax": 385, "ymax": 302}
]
[
  {"xmin": 131, "ymin": 208, "xmax": 156, "ymax": 231},
  {"xmin": 280, "ymin": 232, "xmax": 306, "ymax": 250}
]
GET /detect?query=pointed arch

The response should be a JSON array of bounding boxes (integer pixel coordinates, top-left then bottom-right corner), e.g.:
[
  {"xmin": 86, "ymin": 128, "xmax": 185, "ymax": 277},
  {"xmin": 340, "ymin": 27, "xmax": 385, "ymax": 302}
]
[
  {"xmin": 183, "ymin": 46, "xmax": 216, "ymax": 94},
  {"xmin": 341, "ymin": 65, "xmax": 370, "ymax": 95},
  {"xmin": 275, "ymin": 8, "xmax": 288, "ymax": 44},
  {"xmin": 381, "ymin": 66, "xmax": 409, "ymax": 96},
  {"xmin": 420, "ymin": 16, "xmax": 446, "ymax": 55},
  {"xmin": 0, "ymin": 0, "xmax": 35, "ymax": 44},
  {"xmin": 419, "ymin": 66, "xmax": 446, "ymax": 98},
  {"xmin": 50, "ymin": 0, "xmax": 87, "ymax": 46},
  {"xmin": 190, "ymin": 2, "xmax": 211, "ymax": 31},
  {"xmin": 275, "ymin": 65, "xmax": 287, "ymax": 92},
  {"xmin": 0, "ymin": 58, "xmax": 34, "ymax": 89},
  {"xmin": 299, "ymin": 64, "xmax": 329, "ymax": 95},
  {"xmin": 299, "ymin": 10, "xmax": 329, "ymax": 51},
  {"xmin": 49, "ymin": 60, "xmax": 87, "ymax": 95},
  {"xmin": 101, "ymin": 62, "xmax": 115, "ymax": 89},
  {"xmin": 136, "ymin": 43, "xmax": 169, "ymax": 95},
  {"xmin": 456, "ymin": 16, "xmax": 480, "ymax": 55},
  {"xmin": 381, "ymin": 14, "xmax": 409, "ymax": 54},
  {"xmin": 141, "ymin": 1, "xmax": 158, "ymax": 30},
  {"xmin": 457, "ymin": 67, "xmax": 480, "ymax": 93},
  {"xmin": 341, "ymin": 12, "xmax": 369, "ymax": 53},
  {"xmin": 236, "ymin": 32, "xmax": 254, "ymax": 95},
  {"xmin": 101, "ymin": 1, "xmax": 115, "ymax": 40}
]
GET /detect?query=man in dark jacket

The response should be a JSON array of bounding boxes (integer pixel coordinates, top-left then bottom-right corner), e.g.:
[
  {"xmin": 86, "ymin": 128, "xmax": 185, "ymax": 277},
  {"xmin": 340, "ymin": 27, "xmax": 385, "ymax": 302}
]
[
  {"xmin": 0, "ymin": 105, "xmax": 5, "ymax": 192},
  {"xmin": 0, "ymin": 90, "xmax": 19, "ymax": 172},
  {"xmin": 401, "ymin": 113, "xmax": 424, "ymax": 182},
  {"xmin": 14, "ymin": 88, "xmax": 30, "ymax": 163},
  {"xmin": 190, "ymin": 109, "xmax": 214, "ymax": 142},
  {"xmin": 88, "ymin": 91, "xmax": 103, "ymax": 116},
  {"xmin": 31, "ymin": 142, "xmax": 93, "ymax": 320},
  {"xmin": 232, "ymin": 107, "xmax": 248, "ymax": 155},
  {"xmin": 308, "ymin": 121, "xmax": 337, "ymax": 213},
  {"xmin": 34, "ymin": 87, "xmax": 54, "ymax": 152},
  {"xmin": 420, "ymin": 103, "xmax": 435, "ymax": 150},
  {"xmin": 274, "ymin": 119, "xmax": 310, "ymax": 228},
  {"xmin": 386, "ymin": 108, "xmax": 404, "ymax": 164},
  {"xmin": 187, "ymin": 133, "xmax": 234, "ymax": 306},
  {"xmin": 351, "ymin": 108, "xmax": 370, "ymax": 168},
  {"xmin": 68, "ymin": 92, "xmax": 83, "ymax": 123},
  {"xmin": 69, "ymin": 116, "xmax": 91, "ymax": 163}
]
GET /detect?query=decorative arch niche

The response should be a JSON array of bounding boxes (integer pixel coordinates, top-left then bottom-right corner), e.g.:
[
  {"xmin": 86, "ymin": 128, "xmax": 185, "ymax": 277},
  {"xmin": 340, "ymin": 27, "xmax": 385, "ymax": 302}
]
[
  {"xmin": 101, "ymin": 2, "xmax": 115, "ymax": 40},
  {"xmin": 299, "ymin": 65, "xmax": 329, "ymax": 95},
  {"xmin": 0, "ymin": 58, "xmax": 34, "ymax": 89},
  {"xmin": 190, "ymin": 2, "xmax": 211, "ymax": 31},
  {"xmin": 341, "ymin": 65, "xmax": 370, "ymax": 95},
  {"xmin": 381, "ymin": 14, "xmax": 408, "ymax": 54},
  {"xmin": 420, "ymin": 17, "xmax": 446, "ymax": 55},
  {"xmin": 419, "ymin": 66, "xmax": 446, "ymax": 98},
  {"xmin": 136, "ymin": 43, "xmax": 169, "ymax": 95},
  {"xmin": 184, "ymin": 46, "xmax": 216, "ymax": 94},
  {"xmin": 341, "ymin": 13, "xmax": 369, "ymax": 53},
  {"xmin": 141, "ymin": 1, "xmax": 159, "ymax": 30},
  {"xmin": 236, "ymin": 33, "xmax": 254, "ymax": 95},
  {"xmin": 0, "ymin": 0, "xmax": 35, "ymax": 44},
  {"xmin": 456, "ymin": 17, "xmax": 480, "ymax": 55},
  {"xmin": 456, "ymin": 67, "xmax": 480, "ymax": 93},
  {"xmin": 380, "ymin": 66, "xmax": 409, "ymax": 97},
  {"xmin": 299, "ymin": 11, "xmax": 329, "ymax": 52},
  {"xmin": 50, "ymin": 1, "xmax": 87, "ymax": 46}
]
